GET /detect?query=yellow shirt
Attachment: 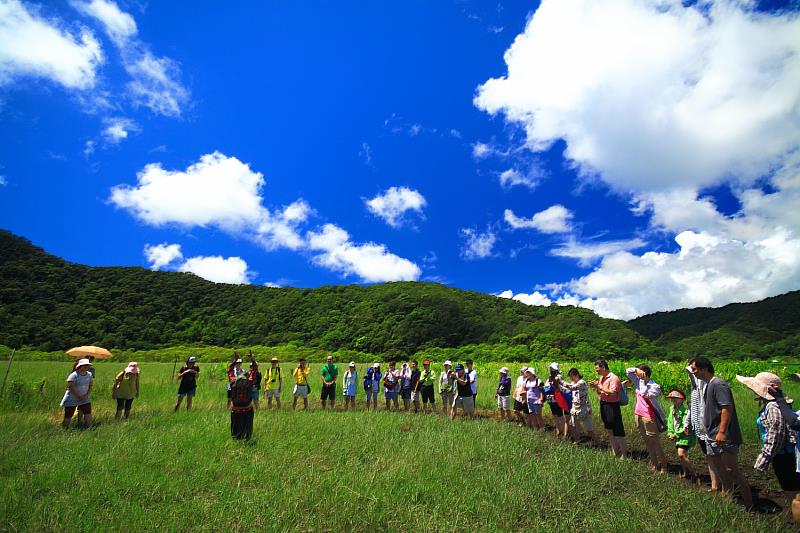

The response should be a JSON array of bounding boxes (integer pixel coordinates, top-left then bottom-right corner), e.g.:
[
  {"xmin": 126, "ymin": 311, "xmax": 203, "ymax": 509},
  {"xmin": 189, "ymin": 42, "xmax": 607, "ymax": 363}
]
[
  {"xmin": 292, "ymin": 367, "xmax": 309, "ymax": 385},
  {"xmin": 265, "ymin": 366, "xmax": 282, "ymax": 390}
]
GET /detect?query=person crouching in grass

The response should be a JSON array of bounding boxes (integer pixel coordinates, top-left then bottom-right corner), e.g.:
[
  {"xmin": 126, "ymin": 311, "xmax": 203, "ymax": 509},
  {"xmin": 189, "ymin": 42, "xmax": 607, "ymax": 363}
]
[
  {"xmin": 496, "ymin": 367, "xmax": 512, "ymax": 421},
  {"xmin": 450, "ymin": 364, "xmax": 474, "ymax": 420},
  {"xmin": 561, "ymin": 368, "xmax": 595, "ymax": 443},
  {"xmin": 665, "ymin": 389, "xmax": 697, "ymax": 483},
  {"xmin": 60, "ymin": 358, "xmax": 93, "ymax": 428},
  {"xmin": 112, "ymin": 362, "xmax": 140, "ymax": 420},
  {"xmin": 230, "ymin": 374, "xmax": 254, "ymax": 440}
]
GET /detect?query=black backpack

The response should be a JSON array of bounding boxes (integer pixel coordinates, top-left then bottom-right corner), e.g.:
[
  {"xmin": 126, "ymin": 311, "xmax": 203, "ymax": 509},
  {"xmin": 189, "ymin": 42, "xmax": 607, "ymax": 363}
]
[{"xmin": 231, "ymin": 378, "xmax": 253, "ymax": 408}]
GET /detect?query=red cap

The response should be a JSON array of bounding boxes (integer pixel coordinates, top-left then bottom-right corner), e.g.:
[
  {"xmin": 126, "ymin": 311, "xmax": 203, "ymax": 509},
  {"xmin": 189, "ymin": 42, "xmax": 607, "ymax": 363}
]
[{"xmin": 422, "ymin": 359, "xmax": 430, "ymax": 365}]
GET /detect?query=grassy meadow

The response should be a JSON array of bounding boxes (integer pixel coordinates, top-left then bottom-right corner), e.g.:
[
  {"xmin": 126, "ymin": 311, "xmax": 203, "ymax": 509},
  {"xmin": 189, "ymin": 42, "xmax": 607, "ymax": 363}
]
[{"xmin": 1, "ymin": 360, "xmax": 798, "ymax": 532}]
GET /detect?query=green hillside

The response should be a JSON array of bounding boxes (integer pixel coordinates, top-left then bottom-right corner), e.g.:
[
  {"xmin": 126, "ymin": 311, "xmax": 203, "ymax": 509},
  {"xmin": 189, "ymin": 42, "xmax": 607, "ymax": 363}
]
[
  {"xmin": 627, "ymin": 291, "xmax": 800, "ymax": 359},
  {"xmin": 0, "ymin": 230, "xmax": 649, "ymax": 359}
]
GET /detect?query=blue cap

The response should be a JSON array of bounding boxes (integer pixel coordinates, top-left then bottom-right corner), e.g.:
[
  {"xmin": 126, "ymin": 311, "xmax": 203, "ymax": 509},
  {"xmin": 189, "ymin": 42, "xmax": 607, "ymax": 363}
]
[{"xmin": 455, "ymin": 364, "xmax": 464, "ymax": 371}]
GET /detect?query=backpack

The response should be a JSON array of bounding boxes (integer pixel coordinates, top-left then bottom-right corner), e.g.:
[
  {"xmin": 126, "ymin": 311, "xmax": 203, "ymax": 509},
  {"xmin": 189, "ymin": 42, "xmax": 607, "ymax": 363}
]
[
  {"xmin": 618, "ymin": 382, "xmax": 629, "ymax": 406},
  {"xmin": 384, "ymin": 372, "xmax": 396, "ymax": 390},
  {"xmin": 231, "ymin": 377, "xmax": 253, "ymax": 408}
]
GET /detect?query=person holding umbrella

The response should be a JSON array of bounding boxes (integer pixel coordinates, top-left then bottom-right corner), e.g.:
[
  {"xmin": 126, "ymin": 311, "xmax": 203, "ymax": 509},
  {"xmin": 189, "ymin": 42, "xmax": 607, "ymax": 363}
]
[
  {"xmin": 67, "ymin": 346, "xmax": 111, "ymax": 423},
  {"xmin": 112, "ymin": 362, "xmax": 140, "ymax": 419},
  {"xmin": 60, "ymin": 358, "xmax": 93, "ymax": 428}
]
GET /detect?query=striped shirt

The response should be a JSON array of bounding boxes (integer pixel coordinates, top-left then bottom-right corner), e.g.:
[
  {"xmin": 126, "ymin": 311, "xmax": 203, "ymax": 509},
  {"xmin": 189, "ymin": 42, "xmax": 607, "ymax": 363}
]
[{"xmin": 755, "ymin": 401, "xmax": 796, "ymax": 471}]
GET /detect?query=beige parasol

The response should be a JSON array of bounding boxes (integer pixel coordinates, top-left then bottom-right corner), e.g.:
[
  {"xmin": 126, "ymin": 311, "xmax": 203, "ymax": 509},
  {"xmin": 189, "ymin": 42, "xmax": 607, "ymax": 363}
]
[{"xmin": 65, "ymin": 346, "xmax": 113, "ymax": 359}]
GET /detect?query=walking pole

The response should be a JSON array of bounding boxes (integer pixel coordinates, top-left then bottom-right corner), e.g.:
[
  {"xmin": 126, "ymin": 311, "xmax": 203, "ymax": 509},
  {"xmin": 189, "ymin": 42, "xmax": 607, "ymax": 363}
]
[{"xmin": 0, "ymin": 349, "xmax": 16, "ymax": 397}]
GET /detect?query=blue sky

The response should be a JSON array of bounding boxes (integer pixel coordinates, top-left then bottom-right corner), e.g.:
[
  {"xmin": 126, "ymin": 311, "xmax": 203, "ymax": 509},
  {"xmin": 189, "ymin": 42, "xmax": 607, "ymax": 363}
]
[{"xmin": 1, "ymin": 0, "xmax": 799, "ymax": 320}]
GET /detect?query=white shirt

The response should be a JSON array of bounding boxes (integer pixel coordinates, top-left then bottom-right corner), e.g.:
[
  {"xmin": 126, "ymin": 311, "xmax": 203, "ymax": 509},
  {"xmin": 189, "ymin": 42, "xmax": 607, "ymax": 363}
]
[{"xmin": 468, "ymin": 369, "xmax": 477, "ymax": 395}]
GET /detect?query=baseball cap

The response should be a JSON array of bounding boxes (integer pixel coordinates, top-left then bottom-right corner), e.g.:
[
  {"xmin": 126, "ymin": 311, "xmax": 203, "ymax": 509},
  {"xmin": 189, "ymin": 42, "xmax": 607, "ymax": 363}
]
[
  {"xmin": 188, "ymin": 356, "xmax": 197, "ymax": 363},
  {"xmin": 499, "ymin": 367, "xmax": 509, "ymax": 374},
  {"xmin": 455, "ymin": 364, "xmax": 464, "ymax": 371},
  {"xmin": 235, "ymin": 358, "xmax": 243, "ymax": 364},
  {"xmin": 549, "ymin": 362, "xmax": 560, "ymax": 372},
  {"xmin": 422, "ymin": 359, "xmax": 430, "ymax": 365},
  {"xmin": 349, "ymin": 361, "xmax": 356, "ymax": 367},
  {"xmin": 444, "ymin": 360, "xmax": 452, "ymax": 366},
  {"xmin": 373, "ymin": 362, "xmax": 380, "ymax": 368}
]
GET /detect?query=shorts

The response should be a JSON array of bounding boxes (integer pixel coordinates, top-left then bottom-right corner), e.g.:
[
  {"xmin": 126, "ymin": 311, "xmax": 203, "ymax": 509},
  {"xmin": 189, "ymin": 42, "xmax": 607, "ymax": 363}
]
[
  {"xmin": 366, "ymin": 389, "xmax": 378, "ymax": 401},
  {"xmin": 527, "ymin": 402, "xmax": 542, "ymax": 415},
  {"xmin": 514, "ymin": 399, "xmax": 529, "ymax": 414},
  {"xmin": 548, "ymin": 402, "xmax": 565, "ymax": 417},
  {"xmin": 64, "ymin": 403, "xmax": 92, "ymax": 417},
  {"xmin": 178, "ymin": 388, "xmax": 196, "ymax": 398},
  {"xmin": 293, "ymin": 384, "xmax": 309, "ymax": 398},
  {"xmin": 264, "ymin": 389, "xmax": 280, "ymax": 399},
  {"xmin": 773, "ymin": 452, "xmax": 800, "ymax": 491},
  {"xmin": 497, "ymin": 395, "xmax": 510, "ymax": 410},
  {"xmin": 410, "ymin": 391, "xmax": 419, "ymax": 402},
  {"xmin": 421, "ymin": 386, "xmax": 435, "ymax": 404},
  {"xmin": 600, "ymin": 401, "xmax": 625, "ymax": 437},
  {"xmin": 571, "ymin": 411, "xmax": 593, "ymax": 432},
  {"xmin": 251, "ymin": 390, "xmax": 260, "ymax": 401},
  {"xmin": 321, "ymin": 384, "xmax": 336, "ymax": 401},
  {"xmin": 401, "ymin": 388, "xmax": 412, "ymax": 400},
  {"xmin": 453, "ymin": 395, "xmax": 475, "ymax": 414},
  {"xmin": 385, "ymin": 389, "xmax": 398, "ymax": 400},
  {"xmin": 116, "ymin": 398, "xmax": 134, "ymax": 411},
  {"xmin": 705, "ymin": 440, "xmax": 739, "ymax": 456},
  {"xmin": 635, "ymin": 415, "xmax": 659, "ymax": 438}
]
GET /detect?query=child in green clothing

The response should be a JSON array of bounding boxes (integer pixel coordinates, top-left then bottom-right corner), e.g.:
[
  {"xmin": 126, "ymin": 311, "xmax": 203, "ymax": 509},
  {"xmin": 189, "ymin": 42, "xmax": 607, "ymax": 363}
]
[{"xmin": 666, "ymin": 389, "xmax": 697, "ymax": 482}]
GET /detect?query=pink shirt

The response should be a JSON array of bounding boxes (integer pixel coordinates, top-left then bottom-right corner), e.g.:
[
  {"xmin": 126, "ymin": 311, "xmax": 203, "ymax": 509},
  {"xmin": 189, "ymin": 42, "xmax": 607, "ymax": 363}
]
[
  {"xmin": 599, "ymin": 373, "xmax": 621, "ymax": 402},
  {"xmin": 634, "ymin": 392, "xmax": 655, "ymax": 418}
]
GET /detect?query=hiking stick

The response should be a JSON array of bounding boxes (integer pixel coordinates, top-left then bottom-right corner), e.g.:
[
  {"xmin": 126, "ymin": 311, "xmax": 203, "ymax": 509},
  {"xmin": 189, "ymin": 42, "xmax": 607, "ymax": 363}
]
[{"xmin": 0, "ymin": 349, "xmax": 16, "ymax": 397}]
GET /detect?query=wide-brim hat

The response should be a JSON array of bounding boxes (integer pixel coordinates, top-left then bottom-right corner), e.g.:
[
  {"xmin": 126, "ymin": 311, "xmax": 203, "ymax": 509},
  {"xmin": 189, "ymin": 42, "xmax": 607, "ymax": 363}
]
[
  {"xmin": 271, "ymin": 357, "xmax": 279, "ymax": 362},
  {"xmin": 125, "ymin": 362, "xmax": 140, "ymax": 374},
  {"xmin": 76, "ymin": 358, "xmax": 92, "ymax": 369},
  {"xmin": 736, "ymin": 372, "xmax": 781, "ymax": 401},
  {"xmin": 499, "ymin": 367, "xmax": 509, "ymax": 374}
]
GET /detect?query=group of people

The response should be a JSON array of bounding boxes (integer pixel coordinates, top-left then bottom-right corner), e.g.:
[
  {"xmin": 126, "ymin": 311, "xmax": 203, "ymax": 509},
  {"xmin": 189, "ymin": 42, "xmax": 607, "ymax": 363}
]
[{"xmin": 58, "ymin": 353, "xmax": 800, "ymax": 521}]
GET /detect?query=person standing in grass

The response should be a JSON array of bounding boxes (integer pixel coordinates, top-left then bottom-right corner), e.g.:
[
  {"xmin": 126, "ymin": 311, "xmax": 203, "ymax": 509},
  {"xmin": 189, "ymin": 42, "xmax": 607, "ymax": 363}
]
[
  {"xmin": 560, "ymin": 368, "xmax": 594, "ymax": 442},
  {"xmin": 264, "ymin": 357, "xmax": 282, "ymax": 410},
  {"xmin": 227, "ymin": 354, "xmax": 245, "ymax": 410},
  {"xmin": 466, "ymin": 359, "xmax": 478, "ymax": 407},
  {"xmin": 496, "ymin": 367, "xmax": 512, "ymax": 420},
  {"xmin": 737, "ymin": 372, "xmax": 800, "ymax": 523},
  {"xmin": 439, "ymin": 360, "xmax": 455, "ymax": 414},
  {"xmin": 665, "ymin": 389, "xmax": 697, "ymax": 482},
  {"xmin": 399, "ymin": 362, "xmax": 412, "ymax": 411},
  {"xmin": 450, "ymin": 364, "xmax": 474, "ymax": 420},
  {"xmin": 418, "ymin": 360, "xmax": 436, "ymax": 413},
  {"xmin": 230, "ymin": 374, "xmax": 254, "ymax": 440},
  {"xmin": 544, "ymin": 363, "xmax": 568, "ymax": 439},
  {"xmin": 343, "ymin": 362, "xmax": 358, "ymax": 410},
  {"xmin": 71, "ymin": 355, "xmax": 96, "ymax": 426},
  {"xmin": 690, "ymin": 357, "xmax": 754, "ymax": 510},
  {"xmin": 384, "ymin": 360, "xmax": 400, "ymax": 411},
  {"xmin": 60, "ymin": 358, "xmax": 93, "ymax": 428},
  {"xmin": 248, "ymin": 358, "xmax": 262, "ymax": 410},
  {"xmin": 524, "ymin": 368, "xmax": 544, "ymax": 429},
  {"xmin": 513, "ymin": 367, "xmax": 529, "ymax": 425},
  {"xmin": 112, "ymin": 362, "xmax": 140, "ymax": 420},
  {"xmin": 365, "ymin": 363, "xmax": 382, "ymax": 411},
  {"xmin": 589, "ymin": 359, "xmax": 627, "ymax": 460},
  {"xmin": 320, "ymin": 355, "xmax": 338, "ymax": 410},
  {"xmin": 687, "ymin": 359, "xmax": 719, "ymax": 491},
  {"xmin": 409, "ymin": 360, "xmax": 421, "ymax": 413},
  {"xmin": 627, "ymin": 365, "xmax": 668, "ymax": 474},
  {"xmin": 175, "ymin": 356, "xmax": 199, "ymax": 412},
  {"xmin": 292, "ymin": 358, "xmax": 310, "ymax": 410}
]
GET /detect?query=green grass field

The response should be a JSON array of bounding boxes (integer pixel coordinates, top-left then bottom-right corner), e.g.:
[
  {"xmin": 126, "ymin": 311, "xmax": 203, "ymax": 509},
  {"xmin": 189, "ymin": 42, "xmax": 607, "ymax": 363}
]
[{"xmin": 1, "ymin": 361, "xmax": 796, "ymax": 532}]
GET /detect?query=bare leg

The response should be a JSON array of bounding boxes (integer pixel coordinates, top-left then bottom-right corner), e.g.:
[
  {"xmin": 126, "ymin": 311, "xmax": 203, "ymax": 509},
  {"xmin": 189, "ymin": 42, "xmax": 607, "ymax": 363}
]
[
  {"xmin": 186, "ymin": 397, "xmax": 193, "ymax": 411},
  {"xmin": 174, "ymin": 396, "xmax": 183, "ymax": 412}
]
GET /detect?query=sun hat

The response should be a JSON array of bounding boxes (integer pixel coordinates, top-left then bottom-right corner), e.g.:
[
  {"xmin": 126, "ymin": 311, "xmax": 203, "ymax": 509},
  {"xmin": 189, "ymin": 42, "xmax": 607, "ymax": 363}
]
[
  {"xmin": 271, "ymin": 357, "xmax": 279, "ymax": 362},
  {"xmin": 373, "ymin": 362, "xmax": 380, "ymax": 368},
  {"xmin": 422, "ymin": 359, "xmax": 430, "ymax": 365},
  {"xmin": 455, "ymin": 364, "xmax": 464, "ymax": 371},
  {"xmin": 349, "ymin": 361, "xmax": 356, "ymax": 367},
  {"xmin": 524, "ymin": 367, "xmax": 535, "ymax": 375},
  {"xmin": 520, "ymin": 366, "xmax": 528, "ymax": 373},
  {"xmin": 736, "ymin": 372, "xmax": 782, "ymax": 401},
  {"xmin": 125, "ymin": 362, "xmax": 140, "ymax": 374},
  {"xmin": 549, "ymin": 362, "xmax": 560, "ymax": 372},
  {"xmin": 76, "ymin": 358, "xmax": 92, "ymax": 369},
  {"xmin": 444, "ymin": 360, "xmax": 452, "ymax": 366},
  {"xmin": 235, "ymin": 358, "xmax": 243, "ymax": 364},
  {"xmin": 665, "ymin": 389, "xmax": 685, "ymax": 400},
  {"xmin": 188, "ymin": 356, "xmax": 197, "ymax": 363},
  {"xmin": 499, "ymin": 367, "xmax": 509, "ymax": 374}
]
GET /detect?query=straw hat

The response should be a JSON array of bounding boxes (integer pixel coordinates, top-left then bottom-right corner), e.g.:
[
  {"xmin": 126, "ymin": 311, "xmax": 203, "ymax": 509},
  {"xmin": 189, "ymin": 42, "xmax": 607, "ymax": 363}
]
[{"xmin": 736, "ymin": 372, "xmax": 781, "ymax": 401}]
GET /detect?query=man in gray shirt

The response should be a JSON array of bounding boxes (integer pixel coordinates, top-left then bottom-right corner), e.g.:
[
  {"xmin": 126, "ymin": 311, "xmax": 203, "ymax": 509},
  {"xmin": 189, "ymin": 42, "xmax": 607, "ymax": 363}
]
[{"xmin": 691, "ymin": 357, "xmax": 753, "ymax": 509}]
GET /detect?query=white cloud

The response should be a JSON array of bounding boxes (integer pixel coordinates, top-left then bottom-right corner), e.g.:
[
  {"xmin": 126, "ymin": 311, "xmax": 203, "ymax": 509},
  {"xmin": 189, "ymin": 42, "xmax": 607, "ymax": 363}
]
[
  {"xmin": 101, "ymin": 116, "xmax": 137, "ymax": 144},
  {"xmin": 504, "ymin": 205, "xmax": 573, "ymax": 233},
  {"xmin": 0, "ymin": 0, "xmax": 103, "ymax": 90},
  {"xmin": 498, "ymin": 289, "xmax": 580, "ymax": 308},
  {"xmin": 125, "ymin": 51, "xmax": 189, "ymax": 117},
  {"xmin": 460, "ymin": 227, "xmax": 497, "ymax": 260},
  {"xmin": 365, "ymin": 186, "xmax": 426, "ymax": 228},
  {"xmin": 83, "ymin": 140, "xmax": 95, "ymax": 157},
  {"xmin": 498, "ymin": 168, "xmax": 538, "ymax": 190},
  {"xmin": 263, "ymin": 281, "xmax": 282, "ymax": 288},
  {"xmin": 472, "ymin": 142, "xmax": 492, "ymax": 159},
  {"xmin": 307, "ymin": 223, "xmax": 421, "ymax": 283},
  {"xmin": 475, "ymin": 0, "xmax": 800, "ymax": 194},
  {"xmin": 551, "ymin": 237, "xmax": 647, "ymax": 267},
  {"xmin": 71, "ymin": 0, "xmax": 135, "ymax": 47},
  {"xmin": 178, "ymin": 255, "xmax": 253, "ymax": 285},
  {"xmin": 0, "ymin": 175, "xmax": 6, "ymax": 186},
  {"xmin": 143, "ymin": 242, "xmax": 183, "ymax": 270}
]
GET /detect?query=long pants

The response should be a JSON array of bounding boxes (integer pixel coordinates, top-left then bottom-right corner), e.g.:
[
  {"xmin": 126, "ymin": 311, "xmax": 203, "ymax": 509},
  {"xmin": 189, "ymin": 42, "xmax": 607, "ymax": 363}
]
[{"xmin": 231, "ymin": 409, "xmax": 254, "ymax": 440}]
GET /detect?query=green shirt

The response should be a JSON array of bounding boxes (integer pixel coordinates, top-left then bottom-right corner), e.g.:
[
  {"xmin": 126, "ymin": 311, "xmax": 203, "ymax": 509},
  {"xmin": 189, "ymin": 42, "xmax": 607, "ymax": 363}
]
[
  {"xmin": 114, "ymin": 372, "xmax": 139, "ymax": 400},
  {"xmin": 420, "ymin": 369, "xmax": 434, "ymax": 386},
  {"xmin": 321, "ymin": 363, "xmax": 338, "ymax": 383}
]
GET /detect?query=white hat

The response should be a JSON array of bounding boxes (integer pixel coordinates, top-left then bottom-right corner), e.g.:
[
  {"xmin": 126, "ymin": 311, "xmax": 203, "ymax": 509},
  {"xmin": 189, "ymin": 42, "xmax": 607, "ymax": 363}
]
[
  {"xmin": 736, "ymin": 372, "xmax": 782, "ymax": 401},
  {"xmin": 373, "ymin": 362, "xmax": 380, "ymax": 368},
  {"xmin": 76, "ymin": 358, "xmax": 92, "ymax": 368},
  {"xmin": 529, "ymin": 367, "xmax": 537, "ymax": 376},
  {"xmin": 549, "ymin": 362, "xmax": 560, "ymax": 372},
  {"xmin": 444, "ymin": 360, "xmax": 452, "ymax": 366},
  {"xmin": 349, "ymin": 361, "xmax": 356, "ymax": 367},
  {"xmin": 499, "ymin": 367, "xmax": 509, "ymax": 374},
  {"xmin": 235, "ymin": 358, "xmax": 243, "ymax": 364},
  {"xmin": 520, "ymin": 366, "xmax": 528, "ymax": 373},
  {"xmin": 188, "ymin": 356, "xmax": 197, "ymax": 363}
]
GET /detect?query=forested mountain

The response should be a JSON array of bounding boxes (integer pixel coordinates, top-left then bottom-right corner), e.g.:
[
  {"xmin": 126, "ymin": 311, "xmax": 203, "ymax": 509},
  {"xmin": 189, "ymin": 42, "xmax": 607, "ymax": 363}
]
[
  {"xmin": 628, "ymin": 291, "xmax": 800, "ymax": 358},
  {"xmin": 0, "ymin": 230, "xmax": 649, "ymax": 359}
]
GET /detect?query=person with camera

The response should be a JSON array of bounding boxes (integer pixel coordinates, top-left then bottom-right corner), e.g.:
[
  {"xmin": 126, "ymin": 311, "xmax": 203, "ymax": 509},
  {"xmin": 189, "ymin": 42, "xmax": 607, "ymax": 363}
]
[
  {"xmin": 364, "ymin": 362, "xmax": 382, "ymax": 411},
  {"xmin": 450, "ymin": 364, "xmax": 474, "ymax": 420},
  {"xmin": 417, "ymin": 360, "xmax": 436, "ymax": 413},
  {"xmin": 544, "ymin": 362, "xmax": 568, "ymax": 439},
  {"xmin": 384, "ymin": 360, "xmax": 400, "ymax": 411},
  {"xmin": 439, "ymin": 360, "xmax": 455, "ymax": 414},
  {"xmin": 466, "ymin": 359, "xmax": 478, "ymax": 407}
]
